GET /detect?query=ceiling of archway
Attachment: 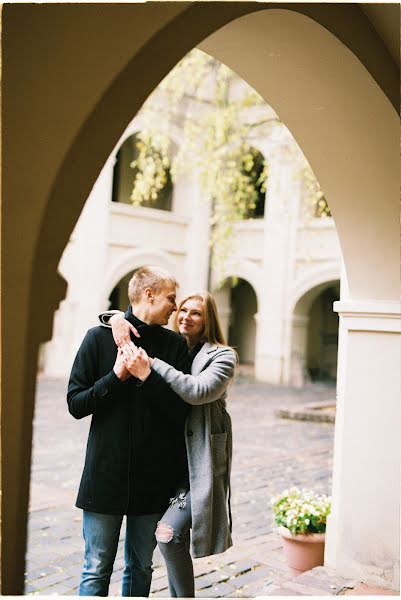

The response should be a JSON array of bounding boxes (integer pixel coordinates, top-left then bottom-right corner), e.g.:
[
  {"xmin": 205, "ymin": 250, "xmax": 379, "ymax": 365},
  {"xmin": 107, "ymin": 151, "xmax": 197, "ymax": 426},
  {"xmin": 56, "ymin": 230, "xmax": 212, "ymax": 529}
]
[{"xmin": 359, "ymin": 3, "xmax": 399, "ymax": 67}]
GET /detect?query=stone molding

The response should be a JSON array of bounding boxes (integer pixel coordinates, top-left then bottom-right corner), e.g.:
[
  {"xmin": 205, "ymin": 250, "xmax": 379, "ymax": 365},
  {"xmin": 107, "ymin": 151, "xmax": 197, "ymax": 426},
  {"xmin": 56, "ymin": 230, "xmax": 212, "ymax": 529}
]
[
  {"xmin": 109, "ymin": 201, "xmax": 190, "ymax": 225},
  {"xmin": 291, "ymin": 262, "xmax": 341, "ymax": 313},
  {"xmin": 101, "ymin": 247, "xmax": 178, "ymax": 305},
  {"xmin": 334, "ymin": 300, "xmax": 401, "ymax": 333}
]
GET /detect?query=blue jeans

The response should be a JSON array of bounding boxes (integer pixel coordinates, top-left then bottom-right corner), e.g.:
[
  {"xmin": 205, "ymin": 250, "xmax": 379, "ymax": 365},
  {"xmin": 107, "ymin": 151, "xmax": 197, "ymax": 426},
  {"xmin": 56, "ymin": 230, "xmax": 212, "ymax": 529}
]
[{"xmin": 79, "ymin": 510, "xmax": 162, "ymax": 596}]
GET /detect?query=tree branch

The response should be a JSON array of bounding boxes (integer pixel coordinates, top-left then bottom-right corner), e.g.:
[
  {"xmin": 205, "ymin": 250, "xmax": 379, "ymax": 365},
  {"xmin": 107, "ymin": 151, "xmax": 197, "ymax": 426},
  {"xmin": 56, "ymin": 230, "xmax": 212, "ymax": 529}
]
[{"xmin": 246, "ymin": 118, "xmax": 282, "ymax": 128}]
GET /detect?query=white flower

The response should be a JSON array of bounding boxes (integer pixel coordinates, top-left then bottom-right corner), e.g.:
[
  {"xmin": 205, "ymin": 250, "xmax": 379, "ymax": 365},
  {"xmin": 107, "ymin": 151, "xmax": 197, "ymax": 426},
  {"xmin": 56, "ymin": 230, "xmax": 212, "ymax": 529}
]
[{"xmin": 271, "ymin": 487, "xmax": 331, "ymax": 535}]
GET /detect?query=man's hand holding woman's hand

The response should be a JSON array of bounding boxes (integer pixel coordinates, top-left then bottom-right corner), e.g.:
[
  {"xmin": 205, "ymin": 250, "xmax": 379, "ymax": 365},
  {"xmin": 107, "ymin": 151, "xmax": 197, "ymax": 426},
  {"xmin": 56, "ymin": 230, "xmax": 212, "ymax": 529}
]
[
  {"xmin": 112, "ymin": 331, "xmax": 153, "ymax": 381},
  {"xmin": 113, "ymin": 347, "xmax": 132, "ymax": 382},
  {"xmin": 120, "ymin": 342, "xmax": 152, "ymax": 381}
]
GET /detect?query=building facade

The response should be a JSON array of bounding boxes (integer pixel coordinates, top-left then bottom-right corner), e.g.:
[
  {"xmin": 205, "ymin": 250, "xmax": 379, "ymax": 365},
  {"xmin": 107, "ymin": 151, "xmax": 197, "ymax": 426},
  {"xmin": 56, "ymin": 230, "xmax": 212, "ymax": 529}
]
[{"xmin": 41, "ymin": 107, "xmax": 342, "ymax": 386}]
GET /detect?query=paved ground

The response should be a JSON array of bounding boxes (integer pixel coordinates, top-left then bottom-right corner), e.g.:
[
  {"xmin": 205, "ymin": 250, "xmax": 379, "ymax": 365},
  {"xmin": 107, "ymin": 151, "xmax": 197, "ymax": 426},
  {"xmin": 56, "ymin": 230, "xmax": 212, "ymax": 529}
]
[{"xmin": 25, "ymin": 371, "xmax": 336, "ymax": 596}]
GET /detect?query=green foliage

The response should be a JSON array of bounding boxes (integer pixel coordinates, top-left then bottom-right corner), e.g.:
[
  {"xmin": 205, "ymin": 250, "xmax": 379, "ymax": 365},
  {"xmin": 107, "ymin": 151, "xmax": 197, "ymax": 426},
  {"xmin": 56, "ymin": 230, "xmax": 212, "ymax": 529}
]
[
  {"xmin": 128, "ymin": 50, "xmax": 276, "ymax": 273},
  {"xmin": 130, "ymin": 132, "xmax": 170, "ymax": 206},
  {"xmin": 302, "ymin": 163, "xmax": 332, "ymax": 219},
  {"xmin": 315, "ymin": 196, "xmax": 331, "ymax": 218},
  {"xmin": 129, "ymin": 48, "xmax": 329, "ymax": 276},
  {"xmin": 271, "ymin": 487, "xmax": 331, "ymax": 535}
]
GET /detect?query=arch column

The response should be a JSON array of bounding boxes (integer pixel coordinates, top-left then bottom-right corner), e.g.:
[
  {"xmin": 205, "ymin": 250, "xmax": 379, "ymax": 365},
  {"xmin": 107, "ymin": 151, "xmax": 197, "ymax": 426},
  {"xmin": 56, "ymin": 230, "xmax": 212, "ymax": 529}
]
[
  {"xmin": 255, "ymin": 147, "xmax": 301, "ymax": 383},
  {"xmin": 183, "ymin": 186, "xmax": 211, "ymax": 293},
  {"xmin": 287, "ymin": 314, "xmax": 310, "ymax": 387},
  {"xmin": 211, "ymin": 284, "xmax": 231, "ymax": 342},
  {"xmin": 43, "ymin": 156, "xmax": 114, "ymax": 376},
  {"xmin": 325, "ymin": 300, "xmax": 400, "ymax": 590},
  {"xmin": 1, "ymin": 269, "xmax": 68, "ymax": 593}
]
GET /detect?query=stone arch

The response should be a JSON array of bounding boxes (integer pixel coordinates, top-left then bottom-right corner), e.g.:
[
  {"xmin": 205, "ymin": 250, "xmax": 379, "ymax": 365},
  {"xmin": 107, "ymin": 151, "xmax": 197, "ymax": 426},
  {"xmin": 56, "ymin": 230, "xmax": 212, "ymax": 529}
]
[
  {"xmin": 291, "ymin": 264, "xmax": 342, "ymax": 316},
  {"xmin": 200, "ymin": 8, "xmax": 398, "ymax": 300},
  {"xmin": 287, "ymin": 266, "xmax": 341, "ymax": 385},
  {"xmin": 3, "ymin": 4, "xmax": 398, "ymax": 593},
  {"xmin": 229, "ymin": 278, "xmax": 258, "ymax": 365},
  {"xmin": 113, "ymin": 124, "xmax": 181, "ymax": 161},
  {"xmin": 216, "ymin": 259, "xmax": 262, "ymax": 307},
  {"xmin": 111, "ymin": 131, "xmax": 174, "ymax": 210},
  {"xmin": 213, "ymin": 272, "xmax": 259, "ymax": 366},
  {"xmin": 289, "ymin": 279, "xmax": 340, "ymax": 385},
  {"xmin": 23, "ymin": 4, "xmax": 397, "ymax": 334},
  {"xmin": 101, "ymin": 249, "xmax": 178, "ymax": 308}
]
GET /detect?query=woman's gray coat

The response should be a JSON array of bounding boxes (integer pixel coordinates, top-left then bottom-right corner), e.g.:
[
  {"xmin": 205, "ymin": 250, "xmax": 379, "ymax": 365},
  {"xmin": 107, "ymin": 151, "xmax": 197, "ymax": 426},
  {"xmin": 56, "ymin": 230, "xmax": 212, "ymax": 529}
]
[{"xmin": 152, "ymin": 342, "xmax": 236, "ymax": 558}]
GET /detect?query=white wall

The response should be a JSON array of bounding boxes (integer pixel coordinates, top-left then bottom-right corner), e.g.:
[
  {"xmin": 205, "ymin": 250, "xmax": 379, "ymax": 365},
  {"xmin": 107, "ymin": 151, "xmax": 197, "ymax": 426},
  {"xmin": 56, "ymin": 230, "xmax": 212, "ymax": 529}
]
[{"xmin": 42, "ymin": 99, "xmax": 342, "ymax": 384}]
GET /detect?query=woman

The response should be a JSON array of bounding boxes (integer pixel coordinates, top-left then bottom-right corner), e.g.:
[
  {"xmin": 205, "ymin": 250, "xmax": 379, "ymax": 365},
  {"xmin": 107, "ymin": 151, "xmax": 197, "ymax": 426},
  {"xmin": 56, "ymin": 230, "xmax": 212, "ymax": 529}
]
[{"xmin": 102, "ymin": 291, "xmax": 236, "ymax": 598}]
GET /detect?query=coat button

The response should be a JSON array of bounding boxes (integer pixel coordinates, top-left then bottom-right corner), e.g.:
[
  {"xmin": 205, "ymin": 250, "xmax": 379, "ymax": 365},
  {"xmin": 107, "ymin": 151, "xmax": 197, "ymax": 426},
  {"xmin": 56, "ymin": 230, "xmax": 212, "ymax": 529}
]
[{"xmin": 187, "ymin": 430, "xmax": 193, "ymax": 436}]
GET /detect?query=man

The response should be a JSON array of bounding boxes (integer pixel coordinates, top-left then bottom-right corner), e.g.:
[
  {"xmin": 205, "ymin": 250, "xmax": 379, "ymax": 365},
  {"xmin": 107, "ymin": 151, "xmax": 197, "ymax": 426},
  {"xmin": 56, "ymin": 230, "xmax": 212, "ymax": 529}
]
[{"xmin": 67, "ymin": 266, "xmax": 190, "ymax": 596}]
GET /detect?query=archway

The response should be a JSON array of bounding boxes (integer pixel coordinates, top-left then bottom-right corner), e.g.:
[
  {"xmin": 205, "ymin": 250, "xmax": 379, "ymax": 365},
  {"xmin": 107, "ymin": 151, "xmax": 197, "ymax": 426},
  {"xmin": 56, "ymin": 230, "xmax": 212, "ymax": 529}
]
[
  {"xmin": 214, "ymin": 277, "xmax": 258, "ymax": 369},
  {"xmin": 3, "ymin": 4, "xmax": 399, "ymax": 593},
  {"xmin": 228, "ymin": 279, "xmax": 258, "ymax": 366},
  {"xmin": 101, "ymin": 249, "xmax": 179, "ymax": 311},
  {"xmin": 112, "ymin": 132, "xmax": 173, "ymax": 211},
  {"xmin": 108, "ymin": 270, "xmax": 135, "ymax": 312},
  {"xmin": 241, "ymin": 147, "xmax": 266, "ymax": 219},
  {"xmin": 290, "ymin": 280, "xmax": 340, "ymax": 386},
  {"xmin": 306, "ymin": 285, "xmax": 340, "ymax": 382}
]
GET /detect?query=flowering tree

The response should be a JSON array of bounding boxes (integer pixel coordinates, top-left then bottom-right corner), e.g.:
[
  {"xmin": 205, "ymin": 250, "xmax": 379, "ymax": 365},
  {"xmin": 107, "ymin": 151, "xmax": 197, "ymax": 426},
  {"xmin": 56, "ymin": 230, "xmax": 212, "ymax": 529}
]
[{"xmin": 129, "ymin": 49, "xmax": 328, "ymax": 273}]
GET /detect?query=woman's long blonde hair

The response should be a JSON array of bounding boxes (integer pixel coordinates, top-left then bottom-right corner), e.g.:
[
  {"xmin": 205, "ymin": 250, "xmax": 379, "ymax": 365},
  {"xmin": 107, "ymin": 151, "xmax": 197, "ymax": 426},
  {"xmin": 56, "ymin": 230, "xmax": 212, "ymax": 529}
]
[{"xmin": 174, "ymin": 291, "xmax": 227, "ymax": 346}]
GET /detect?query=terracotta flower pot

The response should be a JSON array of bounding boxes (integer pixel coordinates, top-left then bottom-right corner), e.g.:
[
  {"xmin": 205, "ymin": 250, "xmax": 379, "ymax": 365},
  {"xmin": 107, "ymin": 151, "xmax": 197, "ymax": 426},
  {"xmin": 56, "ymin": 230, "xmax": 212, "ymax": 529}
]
[{"xmin": 278, "ymin": 525, "xmax": 326, "ymax": 577}]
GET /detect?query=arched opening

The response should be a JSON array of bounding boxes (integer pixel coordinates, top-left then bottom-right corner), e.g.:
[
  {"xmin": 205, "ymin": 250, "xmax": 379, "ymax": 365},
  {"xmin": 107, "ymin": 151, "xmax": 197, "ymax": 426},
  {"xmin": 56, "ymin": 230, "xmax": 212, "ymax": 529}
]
[
  {"xmin": 242, "ymin": 147, "xmax": 266, "ymax": 219},
  {"xmin": 227, "ymin": 278, "xmax": 258, "ymax": 366},
  {"xmin": 108, "ymin": 269, "xmax": 135, "ymax": 311},
  {"xmin": 112, "ymin": 133, "xmax": 173, "ymax": 211},
  {"xmin": 306, "ymin": 284, "xmax": 340, "ymax": 382},
  {"xmin": 290, "ymin": 279, "xmax": 340, "ymax": 386},
  {"xmin": 3, "ymin": 4, "xmax": 398, "ymax": 594}
]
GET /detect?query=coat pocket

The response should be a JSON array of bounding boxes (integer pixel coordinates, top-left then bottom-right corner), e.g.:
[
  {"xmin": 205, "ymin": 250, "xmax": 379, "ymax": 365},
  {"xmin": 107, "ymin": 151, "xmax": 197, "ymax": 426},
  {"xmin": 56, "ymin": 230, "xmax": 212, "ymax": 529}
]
[{"xmin": 211, "ymin": 432, "xmax": 228, "ymax": 476}]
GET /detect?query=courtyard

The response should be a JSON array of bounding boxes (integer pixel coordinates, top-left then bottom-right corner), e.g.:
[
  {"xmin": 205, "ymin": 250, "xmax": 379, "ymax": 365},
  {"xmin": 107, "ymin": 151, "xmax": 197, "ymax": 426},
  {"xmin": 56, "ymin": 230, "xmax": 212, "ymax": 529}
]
[{"xmin": 25, "ymin": 371, "xmax": 335, "ymax": 597}]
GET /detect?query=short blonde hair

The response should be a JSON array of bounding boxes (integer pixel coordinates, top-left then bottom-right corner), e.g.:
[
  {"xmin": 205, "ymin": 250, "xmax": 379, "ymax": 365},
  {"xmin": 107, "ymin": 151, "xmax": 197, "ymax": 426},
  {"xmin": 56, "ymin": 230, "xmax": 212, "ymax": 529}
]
[
  {"xmin": 128, "ymin": 266, "xmax": 178, "ymax": 304},
  {"xmin": 174, "ymin": 291, "xmax": 227, "ymax": 346}
]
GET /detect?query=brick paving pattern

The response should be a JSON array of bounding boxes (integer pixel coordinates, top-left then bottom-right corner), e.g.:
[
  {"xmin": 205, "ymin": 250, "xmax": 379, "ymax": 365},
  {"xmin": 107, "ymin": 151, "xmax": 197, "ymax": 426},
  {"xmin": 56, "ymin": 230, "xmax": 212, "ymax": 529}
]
[{"xmin": 25, "ymin": 371, "xmax": 336, "ymax": 596}]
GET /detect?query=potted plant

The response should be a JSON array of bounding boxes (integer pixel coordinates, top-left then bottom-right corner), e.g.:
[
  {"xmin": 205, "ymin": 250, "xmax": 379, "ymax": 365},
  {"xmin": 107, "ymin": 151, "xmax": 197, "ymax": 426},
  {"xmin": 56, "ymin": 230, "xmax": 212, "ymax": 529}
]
[{"xmin": 271, "ymin": 487, "xmax": 331, "ymax": 577}]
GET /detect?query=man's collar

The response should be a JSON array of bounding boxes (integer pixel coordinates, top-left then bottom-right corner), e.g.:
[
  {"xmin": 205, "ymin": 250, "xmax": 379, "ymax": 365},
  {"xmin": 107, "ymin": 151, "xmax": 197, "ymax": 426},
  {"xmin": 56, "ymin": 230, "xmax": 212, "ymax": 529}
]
[{"xmin": 125, "ymin": 306, "xmax": 161, "ymax": 336}]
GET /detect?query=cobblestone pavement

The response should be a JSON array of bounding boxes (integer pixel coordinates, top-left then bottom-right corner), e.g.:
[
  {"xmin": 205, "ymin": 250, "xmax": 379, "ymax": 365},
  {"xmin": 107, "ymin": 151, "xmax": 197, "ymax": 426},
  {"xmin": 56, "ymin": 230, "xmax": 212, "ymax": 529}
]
[{"xmin": 25, "ymin": 372, "xmax": 335, "ymax": 596}]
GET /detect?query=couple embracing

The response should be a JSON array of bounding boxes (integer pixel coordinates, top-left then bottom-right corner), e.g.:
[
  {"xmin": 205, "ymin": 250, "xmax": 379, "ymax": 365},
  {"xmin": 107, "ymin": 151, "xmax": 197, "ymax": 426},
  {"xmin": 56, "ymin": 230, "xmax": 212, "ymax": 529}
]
[{"xmin": 67, "ymin": 266, "xmax": 236, "ymax": 597}]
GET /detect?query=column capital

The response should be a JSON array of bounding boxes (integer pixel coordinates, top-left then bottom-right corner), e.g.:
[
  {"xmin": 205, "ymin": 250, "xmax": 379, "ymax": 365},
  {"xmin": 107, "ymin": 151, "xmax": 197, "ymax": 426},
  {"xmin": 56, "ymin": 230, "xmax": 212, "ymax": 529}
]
[{"xmin": 333, "ymin": 299, "xmax": 400, "ymax": 333}]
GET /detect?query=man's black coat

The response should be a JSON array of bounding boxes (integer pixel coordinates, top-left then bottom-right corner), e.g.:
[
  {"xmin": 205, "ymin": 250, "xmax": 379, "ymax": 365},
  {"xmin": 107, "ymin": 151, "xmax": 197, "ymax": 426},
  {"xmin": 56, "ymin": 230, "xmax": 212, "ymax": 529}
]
[{"xmin": 67, "ymin": 308, "xmax": 189, "ymax": 515}]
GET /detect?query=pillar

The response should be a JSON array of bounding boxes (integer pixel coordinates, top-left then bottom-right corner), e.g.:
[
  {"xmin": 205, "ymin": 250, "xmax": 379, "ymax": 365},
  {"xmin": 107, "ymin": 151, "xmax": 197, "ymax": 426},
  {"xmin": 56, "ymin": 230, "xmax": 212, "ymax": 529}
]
[
  {"xmin": 255, "ymin": 144, "xmax": 300, "ymax": 383},
  {"xmin": 42, "ymin": 155, "xmax": 113, "ymax": 376},
  {"xmin": 325, "ymin": 299, "xmax": 400, "ymax": 590},
  {"xmin": 182, "ymin": 182, "xmax": 211, "ymax": 293},
  {"xmin": 288, "ymin": 314, "xmax": 310, "ymax": 386},
  {"xmin": 212, "ymin": 284, "xmax": 231, "ymax": 342}
]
